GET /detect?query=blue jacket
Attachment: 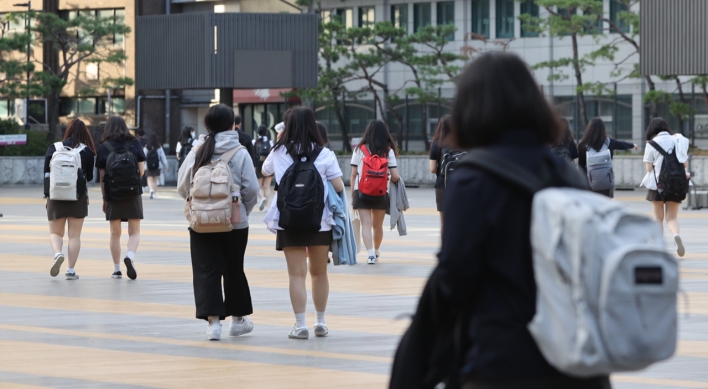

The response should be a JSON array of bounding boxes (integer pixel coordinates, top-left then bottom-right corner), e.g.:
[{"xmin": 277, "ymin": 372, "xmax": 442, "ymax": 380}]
[{"xmin": 327, "ymin": 182, "xmax": 357, "ymax": 265}]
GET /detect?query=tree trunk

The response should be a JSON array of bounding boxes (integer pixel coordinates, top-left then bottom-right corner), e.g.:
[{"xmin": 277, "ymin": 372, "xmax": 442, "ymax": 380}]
[
  {"xmin": 645, "ymin": 75, "xmax": 659, "ymax": 118},
  {"xmin": 49, "ymin": 89, "xmax": 60, "ymax": 141},
  {"xmin": 675, "ymin": 77, "xmax": 688, "ymax": 136},
  {"xmin": 421, "ymin": 103, "xmax": 430, "ymax": 151},
  {"xmin": 332, "ymin": 93, "xmax": 351, "ymax": 153},
  {"xmin": 571, "ymin": 33, "xmax": 588, "ymax": 128}
]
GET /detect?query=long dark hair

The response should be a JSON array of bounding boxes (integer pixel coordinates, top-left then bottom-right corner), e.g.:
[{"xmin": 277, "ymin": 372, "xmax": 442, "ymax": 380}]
[
  {"xmin": 553, "ymin": 118, "xmax": 575, "ymax": 148},
  {"xmin": 101, "ymin": 116, "xmax": 133, "ymax": 143},
  {"xmin": 432, "ymin": 114, "xmax": 452, "ymax": 145},
  {"xmin": 63, "ymin": 118, "xmax": 96, "ymax": 155},
  {"xmin": 147, "ymin": 133, "xmax": 160, "ymax": 150},
  {"xmin": 316, "ymin": 121, "xmax": 329, "ymax": 144},
  {"xmin": 646, "ymin": 117, "xmax": 672, "ymax": 140},
  {"xmin": 357, "ymin": 120, "xmax": 398, "ymax": 157},
  {"xmin": 179, "ymin": 126, "xmax": 194, "ymax": 146},
  {"xmin": 194, "ymin": 104, "xmax": 235, "ymax": 171},
  {"xmin": 578, "ymin": 117, "xmax": 607, "ymax": 152},
  {"xmin": 273, "ymin": 106, "xmax": 323, "ymax": 156},
  {"xmin": 451, "ymin": 52, "xmax": 560, "ymax": 148}
]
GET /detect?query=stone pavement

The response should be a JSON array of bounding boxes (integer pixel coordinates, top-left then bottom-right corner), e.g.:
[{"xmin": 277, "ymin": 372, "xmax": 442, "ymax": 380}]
[{"xmin": 0, "ymin": 186, "xmax": 706, "ymax": 389}]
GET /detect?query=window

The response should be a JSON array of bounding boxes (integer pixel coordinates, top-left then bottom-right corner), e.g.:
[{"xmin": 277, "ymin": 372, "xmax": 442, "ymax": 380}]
[
  {"xmin": 0, "ymin": 100, "xmax": 14, "ymax": 117},
  {"xmin": 520, "ymin": 0, "xmax": 539, "ymax": 37},
  {"xmin": 98, "ymin": 97, "xmax": 126, "ymax": 114},
  {"xmin": 610, "ymin": 0, "xmax": 630, "ymax": 33},
  {"xmin": 61, "ymin": 8, "xmax": 125, "ymax": 46},
  {"xmin": 391, "ymin": 4, "xmax": 409, "ymax": 34},
  {"xmin": 85, "ymin": 63, "xmax": 99, "ymax": 81},
  {"xmin": 413, "ymin": 3, "xmax": 431, "ymax": 33},
  {"xmin": 471, "ymin": 0, "xmax": 490, "ymax": 38},
  {"xmin": 77, "ymin": 98, "xmax": 96, "ymax": 115},
  {"xmin": 436, "ymin": 1, "xmax": 455, "ymax": 41},
  {"xmin": 496, "ymin": 0, "xmax": 514, "ymax": 38},
  {"xmin": 337, "ymin": 8, "xmax": 353, "ymax": 29},
  {"xmin": 359, "ymin": 7, "xmax": 375, "ymax": 29}
]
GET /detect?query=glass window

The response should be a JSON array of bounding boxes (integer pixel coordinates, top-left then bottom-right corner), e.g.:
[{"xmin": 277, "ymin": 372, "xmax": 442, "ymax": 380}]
[
  {"xmin": 359, "ymin": 7, "xmax": 375, "ymax": 29},
  {"xmin": 436, "ymin": 1, "xmax": 455, "ymax": 41},
  {"xmin": 391, "ymin": 4, "xmax": 409, "ymax": 34},
  {"xmin": 413, "ymin": 3, "xmax": 431, "ymax": 33},
  {"xmin": 336, "ymin": 8, "xmax": 353, "ymax": 29},
  {"xmin": 59, "ymin": 98, "xmax": 76, "ymax": 117},
  {"xmin": 610, "ymin": 0, "xmax": 630, "ymax": 33},
  {"xmin": 520, "ymin": 0, "xmax": 539, "ymax": 37},
  {"xmin": 321, "ymin": 9, "xmax": 332, "ymax": 24},
  {"xmin": 77, "ymin": 98, "xmax": 95, "ymax": 114},
  {"xmin": 496, "ymin": 0, "xmax": 515, "ymax": 38},
  {"xmin": 0, "ymin": 100, "xmax": 10, "ymax": 117},
  {"xmin": 471, "ymin": 0, "xmax": 490, "ymax": 38}
]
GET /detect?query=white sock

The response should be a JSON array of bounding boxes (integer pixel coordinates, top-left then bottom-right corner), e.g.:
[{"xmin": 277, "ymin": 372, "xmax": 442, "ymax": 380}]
[
  {"xmin": 208, "ymin": 316, "xmax": 220, "ymax": 325},
  {"xmin": 67, "ymin": 267, "xmax": 74, "ymax": 273},
  {"xmin": 55, "ymin": 252, "xmax": 63, "ymax": 258},
  {"xmin": 375, "ymin": 249, "xmax": 380, "ymax": 256},
  {"xmin": 126, "ymin": 251, "xmax": 135, "ymax": 261},
  {"xmin": 316, "ymin": 311, "xmax": 326, "ymax": 325},
  {"xmin": 295, "ymin": 312, "xmax": 307, "ymax": 328},
  {"xmin": 114, "ymin": 263, "xmax": 121, "ymax": 272},
  {"xmin": 368, "ymin": 249, "xmax": 375, "ymax": 257}
]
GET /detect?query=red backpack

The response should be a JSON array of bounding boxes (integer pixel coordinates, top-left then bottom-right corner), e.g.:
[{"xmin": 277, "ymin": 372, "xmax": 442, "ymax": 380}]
[{"xmin": 358, "ymin": 145, "xmax": 389, "ymax": 199}]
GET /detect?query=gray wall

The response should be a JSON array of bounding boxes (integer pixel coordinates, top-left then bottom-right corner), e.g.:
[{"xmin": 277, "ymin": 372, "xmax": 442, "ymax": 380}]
[{"xmin": 641, "ymin": 0, "xmax": 708, "ymax": 76}]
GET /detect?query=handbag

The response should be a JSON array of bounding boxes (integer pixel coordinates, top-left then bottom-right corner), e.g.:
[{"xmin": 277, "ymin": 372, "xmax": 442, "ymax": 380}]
[{"xmin": 350, "ymin": 207, "xmax": 361, "ymax": 254}]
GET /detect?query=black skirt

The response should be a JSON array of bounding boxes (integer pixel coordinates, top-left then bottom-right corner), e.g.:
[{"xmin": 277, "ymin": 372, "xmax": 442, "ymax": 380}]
[
  {"xmin": 46, "ymin": 195, "xmax": 89, "ymax": 221},
  {"xmin": 435, "ymin": 188, "xmax": 444, "ymax": 212},
  {"xmin": 352, "ymin": 190, "xmax": 389, "ymax": 211},
  {"xmin": 146, "ymin": 169, "xmax": 161, "ymax": 177},
  {"xmin": 276, "ymin": 230, "xmax": 332, "ymax": 251},
  {"xmin": 106, "ymin": 195, "xmax": 144, "ymax": 221}
]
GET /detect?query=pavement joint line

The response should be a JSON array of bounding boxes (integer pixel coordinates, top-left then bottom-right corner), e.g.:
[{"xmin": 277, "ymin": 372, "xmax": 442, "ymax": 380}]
[
  {"xmin": 0, "ymin": 323, "xmax": 394, "ymax": 364},
  {"xmin": 612, "ymin": 375, "xmax": 708, "ymax": 388}
]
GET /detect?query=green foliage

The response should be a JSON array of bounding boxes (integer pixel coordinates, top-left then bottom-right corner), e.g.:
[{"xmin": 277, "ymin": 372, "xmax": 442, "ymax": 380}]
[
  {"xmin": 0, "ymin": 119, "xmax": 51, "ymax": 156},
  {"xmin": 643, "ymin": 90, "xmax": 693, "ymax": 121}
]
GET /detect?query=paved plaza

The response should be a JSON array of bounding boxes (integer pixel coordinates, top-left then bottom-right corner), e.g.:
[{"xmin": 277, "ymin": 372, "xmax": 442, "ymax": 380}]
[{"xmin": 0, "ymin": 186, "xmax": 707, "ymax": 389}]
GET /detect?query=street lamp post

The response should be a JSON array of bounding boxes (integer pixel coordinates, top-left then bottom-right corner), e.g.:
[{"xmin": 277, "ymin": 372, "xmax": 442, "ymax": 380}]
[{"xmin": 13, "ymin": 1, "xmax": 30, "ymax": 129}]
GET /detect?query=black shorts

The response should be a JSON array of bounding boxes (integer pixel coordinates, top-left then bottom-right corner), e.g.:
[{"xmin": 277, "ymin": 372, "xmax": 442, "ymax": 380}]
[
  {"xmin": 352, "ymin": 190, "xmax": 389, "ymax": 211},
  {"xmin": 646, "ymin": 189, "xmax": 683, "ymax": 203},
  {"xmin": 275, "ymin": 230, "xmax": 332, "ymax": 251}
]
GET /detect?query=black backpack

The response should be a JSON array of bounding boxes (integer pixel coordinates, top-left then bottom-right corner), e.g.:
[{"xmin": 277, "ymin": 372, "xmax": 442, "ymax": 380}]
[
  {"xmin": 256, "ymin": 139, "xmax": 271, "ymax": 162},
  {"xmin": 146, "ymin": 147, "xmax": 160, "ymax": 170},
  {"xmin": 277, "ymin": 147, "xmax": 325, "ymax": 233},
  {"xmin": 649, "ymin": 140, "xmax": 688, "ymax": 202},
  {"xmin": 440, "ymin": 148, "xmax": 467, "ymax": 188},
  {"xmin": 104, "ymin": 141, "xmax": 141, "ymax": 200}
]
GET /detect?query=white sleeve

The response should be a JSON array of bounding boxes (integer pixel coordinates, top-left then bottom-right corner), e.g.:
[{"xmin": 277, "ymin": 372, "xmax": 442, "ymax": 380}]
[
  {"xmin": 643, "ymin": 144, "xmax": 656, "ymax": 163},
  {"xmin": 350, "ymin": 149, "xmax": 361, "ymax": 167},
  {"xmin": 262, "ymin": 149, "xmax": 276, "ymax": 176},
  {"xmin": 175, "ymin": 142, "xmax": 182, "ymax": 154},
  {"xmin": 324, "ymin": 149, "xmax": 343, "ymax": 180},
  {"xmin": 388, "ymin": 149, "xmax": 398, "ymax": 168}
]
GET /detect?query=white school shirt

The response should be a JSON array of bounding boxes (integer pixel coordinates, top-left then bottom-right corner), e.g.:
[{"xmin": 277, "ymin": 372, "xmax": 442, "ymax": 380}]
[
  {"xmin": 640, "ymin": 132, "xmax": 689, "ymax": 190},
  {"xmin": 262, "ymin": 144, "xmax": 343, "ymax": 232},
  {"xmin": 350, "ymin": 147, "xmax": 397, "ymax": 191}
]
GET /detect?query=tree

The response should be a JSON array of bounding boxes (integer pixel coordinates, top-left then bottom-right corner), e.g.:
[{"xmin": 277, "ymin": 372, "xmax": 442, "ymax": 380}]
[
  {"xmin": 523, "ymin": 0, "xmax": 611, "ymax": 128},
  {"xmin": 29, "ymin": 10, "xmax": 131, "ymax": 139},
  {"xmin": 0, "ymin": 14, "xmax": 40, "ymax": 100}
]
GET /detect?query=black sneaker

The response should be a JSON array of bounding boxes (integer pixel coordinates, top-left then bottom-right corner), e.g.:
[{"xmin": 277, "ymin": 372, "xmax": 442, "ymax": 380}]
[
  {"xmin": 65, "ymin": 271, "xmax": 79, "ymax": 280},
  {"xmin": 124, "ymin": 257, "xmax": 137, "ymax": 280},
  {"xmin": 111, "ymin": 271, "xmax": 122, "ymax": 279}
]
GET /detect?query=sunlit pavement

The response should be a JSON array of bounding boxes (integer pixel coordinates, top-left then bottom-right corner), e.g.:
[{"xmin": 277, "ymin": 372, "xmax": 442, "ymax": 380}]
[{"xmin": 0, "ymin": 186, "xmax": 706, "ymax": 389}]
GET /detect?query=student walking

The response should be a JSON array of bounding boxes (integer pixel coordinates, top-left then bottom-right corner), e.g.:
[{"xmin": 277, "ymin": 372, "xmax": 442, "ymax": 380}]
[
  {"xmin": 316, "ymin": 121, "xmax": 330, "ymax": 148},
  {"xmin": 391, "ymin": 52, "xmax": 611, "ymax": 389},
  {"xmin": 178, "ymin": 104, "xmax": 258, "ymax": 341},
  {"xmin": 176, "ymin": 126, "xmax": 195, "ymax": 168},
  {"xmin": 261, "ymin": 106, "xmax": 344, "ymax": 340},
  {"xmin": 578, "ymin": 117, "xmax": 638, "ymax": 197},
  {"xmin": 641, "ymin": 117, "xmax": 690, "ymax": 257},
  {"xmin": 429, "ymin": 115, "xmax": 460, "ymax": 225},
  {"xmin": 350, "ymin": 120, "xmax": 400, "ymax": 264},
  {"xmin": 45, "ymin": 119, "xmax": 96, "ymax": 280},
  {"xmin": 96, "ymin": 116, "xmax": 145, "ymax": 280},
  {"xmin": 253, "ymin": 125, "xmax": 274, "ymax": 211},
  {"xmin": 143, "ymin": 133, "xmax": 169, "ymax": 199},
  {"xmin": 552, "ymin": 118, "xmax": 579, "ymax": 164}
]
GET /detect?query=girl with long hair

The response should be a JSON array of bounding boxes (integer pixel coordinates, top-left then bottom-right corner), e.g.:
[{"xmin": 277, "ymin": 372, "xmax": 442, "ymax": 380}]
[
  {"xmin": 143, "ymin": 133, "xmax": 169, "ymax": 199},
  {"xmin": 577, "ymin": 117, "xmax": 638, "ymax": 197},
  {"xmin": 552, "ymin": 118, "xmax": 579, "ymax": 164},
  {"xmin": 178, "ymin": 104, "xmax": 258, "ymax": 341},
  {"xmin": 641, "ymin": 117, "xmax": 690, "ymax": 257},
  {"xmin": 261, "ymin": 106, "xmax": 344, "ymax": 339},
  {"xmin": 429, "ymin": 115, "xmax": 455, "ymax": 224},
  {"xmin": 45, "ymin": 119, "xmax": 96, "ymax": 280},
  {"xmin": 176, "ymin": 126, "xmax": 196, "ymax": 168},
  {"xmin": 254, "ymin": 125, "xmax": 274, "ymax": 211},
  {"xmin": 96, "ymin": 116, "xmax": 145, "ymax": 280},
  {"xmin": 350, "ymin": 120, "xmax": 400, "ymax": 264}
]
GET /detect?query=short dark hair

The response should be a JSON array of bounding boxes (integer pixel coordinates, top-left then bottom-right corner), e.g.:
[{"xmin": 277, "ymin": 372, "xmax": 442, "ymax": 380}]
[
  {"xmin": 234, "ymin": 115, "xmax": 242, "ymax": 126},
  {"xmin": 451, "ymin": 52, "xmax": 561, "ymax": 148},
  {"xmin": 257, "ymin": 125, "xmax": 268, "ymax": 137},
  {"xmin": 137, "ymin": 129, "xmax": 145, "ymax": 137},
  {"xmin": 195, "ymin": 104, "xmax": 235, "ymax": 170},
  {"xmin": 646, "ymin": 117, "xmax": 672, "ymax": 140}
]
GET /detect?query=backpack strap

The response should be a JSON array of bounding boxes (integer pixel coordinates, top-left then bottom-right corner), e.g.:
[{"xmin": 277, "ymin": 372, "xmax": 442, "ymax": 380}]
[
  {"xmin": 53, "ymin": 142, "xmax": 64, "ymax": 152},
  {"xmin": 649, "ymin": 140, "xmax": 669, "ymax": 157},
  {"xmin": 309, "ymin": 146, "xmax": 324, "ymax": 162},
  {"xmin": 361, "ymin": 145, "xmax": 370, "ymax": 157},
  {"xmin": 218, "ymin": 145, "xmax": 245, "ymax": 164},
  {"xmin": 103, "ymin": 141, "xmax": 115, "ymax": 153}
]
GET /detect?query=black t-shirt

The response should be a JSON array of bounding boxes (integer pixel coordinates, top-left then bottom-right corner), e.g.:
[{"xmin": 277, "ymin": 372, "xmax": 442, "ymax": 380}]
[
  {"xmin": 429, "ymin": 141, "xmax": 444, "ymax": 189},
  {"xmin": 95, "ymin": 138, "xmax": 146, "ymax": 170},
  {"xmin": 237, "ymin": 129, "xmax": 256, "ymax": 164}
]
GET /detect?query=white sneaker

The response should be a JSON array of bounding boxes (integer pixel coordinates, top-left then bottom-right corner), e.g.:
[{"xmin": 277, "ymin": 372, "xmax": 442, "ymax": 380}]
[
  {"xmin": 367, "ymin": 256, "xmax": 376, "ymax": 265},
  {"xmin": 288, "ymin": 325, "xmax": 309, "ymax": 339},
  {"xmin": 206, "ymin": 322, "xmax": 222, "ymax": 341},
  {"xmin": 50, "ymin": 254, "xmax": 64, "ymax": 277},
  {"xmin": 314, "ymin": 323, "xmax": 328, "ymax": 337},
  {"xmin": 674, "ymin": 235, "xmax": 685, "ymax": 257},
  {"xmin": 149, "ymin": 191, "xmax": 155, "ymax": 199},
  {"xmin": 259, "ymin": 197, "xmax": 267, "ymax": 211},
  {"xmin": 229, "ymin": 317, "xmax": 254, "ymax": 337}
]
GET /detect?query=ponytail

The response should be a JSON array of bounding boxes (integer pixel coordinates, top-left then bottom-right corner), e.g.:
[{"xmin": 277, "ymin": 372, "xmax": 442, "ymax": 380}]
[{"xmin": 194, "ymin": 134, "xmax": 216, "ymax": 171}]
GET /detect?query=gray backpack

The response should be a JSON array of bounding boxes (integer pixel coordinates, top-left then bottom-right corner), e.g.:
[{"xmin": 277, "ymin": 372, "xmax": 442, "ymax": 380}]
[
  {"xmin": 463, "ymin": 151, "xmax": 678, "ymax": 377},
  {"xmin": 586, "ymin": 139, "xmax": 614, "ymax": 191}
]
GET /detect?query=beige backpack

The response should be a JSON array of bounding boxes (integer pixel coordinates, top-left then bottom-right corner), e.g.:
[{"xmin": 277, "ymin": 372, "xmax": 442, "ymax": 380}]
[{"xmin": 185, "ymin": 145, "xmax": 244, "ymax": 233}]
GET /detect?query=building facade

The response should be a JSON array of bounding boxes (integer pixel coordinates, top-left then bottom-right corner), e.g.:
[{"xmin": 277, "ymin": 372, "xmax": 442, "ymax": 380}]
[{"xmin": 314, "ymin": 0, "xmax": 708, "ymax": 149}]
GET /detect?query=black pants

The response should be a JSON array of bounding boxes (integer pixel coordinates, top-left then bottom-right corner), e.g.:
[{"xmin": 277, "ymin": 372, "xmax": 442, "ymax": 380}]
[
  {"xmin": 189, "ymin": 228, "xmax": 253, "ymax": 321},
  {"xmin": 462, "ymin": 375, "xmax": 612, "ymax": 389}
]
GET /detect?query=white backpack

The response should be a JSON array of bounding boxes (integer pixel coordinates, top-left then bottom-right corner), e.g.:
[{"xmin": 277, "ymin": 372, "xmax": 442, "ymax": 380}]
[
  {"xmin": 184, "ymin": 145, "xmax": 243, "ymax": 233},
  {"xmin": 462, "ymin": 150, "xmax": 678, "ymax": 377},
  {"xmin": 49, "ymin": 142, "xmax": 86, "ymax": 201}
]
